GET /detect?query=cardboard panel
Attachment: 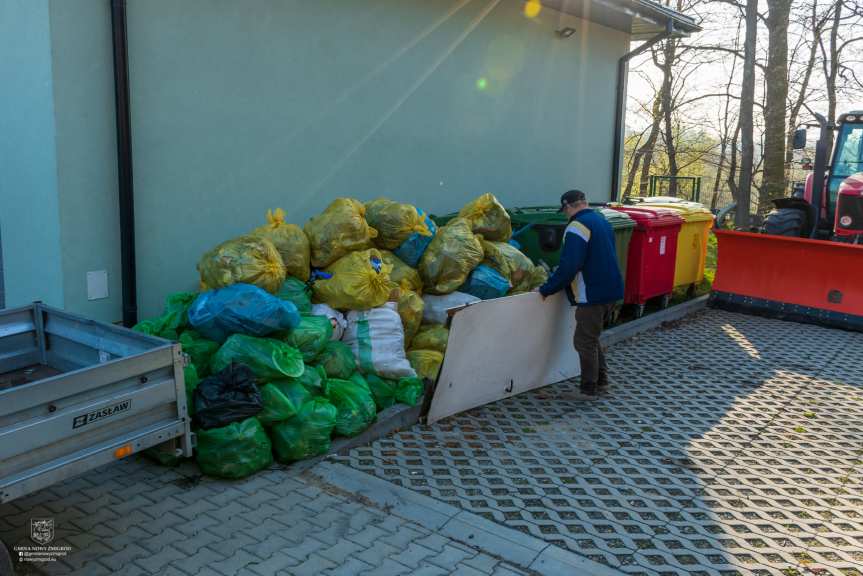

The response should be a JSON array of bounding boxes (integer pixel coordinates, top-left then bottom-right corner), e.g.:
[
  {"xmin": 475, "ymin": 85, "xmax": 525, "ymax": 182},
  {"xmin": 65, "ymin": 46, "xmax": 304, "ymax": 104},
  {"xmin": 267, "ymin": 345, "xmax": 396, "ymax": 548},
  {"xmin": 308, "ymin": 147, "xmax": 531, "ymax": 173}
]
[{"xmin": 427, "ymin": 291, "xmax": 578, "ymax": 424}]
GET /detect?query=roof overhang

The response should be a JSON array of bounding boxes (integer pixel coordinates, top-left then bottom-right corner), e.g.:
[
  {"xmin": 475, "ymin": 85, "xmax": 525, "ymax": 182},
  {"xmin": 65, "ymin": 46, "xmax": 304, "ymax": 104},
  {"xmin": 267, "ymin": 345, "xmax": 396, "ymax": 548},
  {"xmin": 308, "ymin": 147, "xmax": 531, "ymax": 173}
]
[{"xmin": 537, "ymin": 0, "xmax": 701, "ymax": 40}]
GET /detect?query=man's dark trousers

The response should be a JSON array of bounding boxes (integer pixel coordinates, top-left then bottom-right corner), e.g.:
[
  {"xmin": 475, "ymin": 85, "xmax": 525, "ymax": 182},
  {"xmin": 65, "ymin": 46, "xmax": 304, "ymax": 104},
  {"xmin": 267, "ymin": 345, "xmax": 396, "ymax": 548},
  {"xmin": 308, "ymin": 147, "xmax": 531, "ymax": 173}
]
[{"xmin": 574, "ymin": 303, "xmax": 614, "ymax": 386}]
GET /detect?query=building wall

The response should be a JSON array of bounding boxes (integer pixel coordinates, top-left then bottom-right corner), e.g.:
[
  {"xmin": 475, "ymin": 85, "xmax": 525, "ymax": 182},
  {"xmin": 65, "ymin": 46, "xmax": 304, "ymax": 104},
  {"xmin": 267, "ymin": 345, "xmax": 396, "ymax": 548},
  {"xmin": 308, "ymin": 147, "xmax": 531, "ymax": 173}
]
[
  {"xmin": 49, "ymin": 0, "xmax": 123, "ymax": 322},
  {"xmin": 128, "ymin": 0, "xmax": 628, "ymax": 317},
  {"xmin": 0, "ymin": 1, "xmax": 121, "ymax": 323},
  {"xmin": 0, "ymin": 0, "xmax": 65, "ymax": 310}
]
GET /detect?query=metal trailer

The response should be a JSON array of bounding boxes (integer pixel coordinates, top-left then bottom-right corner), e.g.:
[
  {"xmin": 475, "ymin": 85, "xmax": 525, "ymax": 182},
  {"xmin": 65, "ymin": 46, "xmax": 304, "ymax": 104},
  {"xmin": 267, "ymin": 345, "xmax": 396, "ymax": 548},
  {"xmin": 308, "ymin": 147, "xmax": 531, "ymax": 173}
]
[{"xmin": 0, "ymin": 303, "xmax": 192, "ymax": 573}]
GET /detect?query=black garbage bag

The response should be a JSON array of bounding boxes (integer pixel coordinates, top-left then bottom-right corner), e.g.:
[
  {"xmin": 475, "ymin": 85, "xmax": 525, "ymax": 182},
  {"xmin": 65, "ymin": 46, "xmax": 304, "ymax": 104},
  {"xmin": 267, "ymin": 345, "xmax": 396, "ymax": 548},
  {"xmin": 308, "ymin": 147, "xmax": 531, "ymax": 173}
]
[{"xmin": 193, "ymin": 363, "xmax": 263, "ymax": 430}]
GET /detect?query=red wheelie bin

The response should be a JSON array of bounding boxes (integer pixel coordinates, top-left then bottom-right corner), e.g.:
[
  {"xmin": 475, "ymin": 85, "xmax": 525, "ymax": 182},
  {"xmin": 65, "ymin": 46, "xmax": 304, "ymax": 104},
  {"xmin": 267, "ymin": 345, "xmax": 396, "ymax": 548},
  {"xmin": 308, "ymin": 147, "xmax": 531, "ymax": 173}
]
[{"xmin": 611, "ymin": 206, "xmax": 684, "ymax": 317}]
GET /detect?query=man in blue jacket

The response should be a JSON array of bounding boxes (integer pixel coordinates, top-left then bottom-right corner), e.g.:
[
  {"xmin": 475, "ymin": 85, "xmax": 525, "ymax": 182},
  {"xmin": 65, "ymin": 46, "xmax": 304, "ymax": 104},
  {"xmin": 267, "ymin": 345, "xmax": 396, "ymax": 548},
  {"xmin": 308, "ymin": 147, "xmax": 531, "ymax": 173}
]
[{"xmin": 538, "ymin": 190, "xmax": 624, "ymax": 396}]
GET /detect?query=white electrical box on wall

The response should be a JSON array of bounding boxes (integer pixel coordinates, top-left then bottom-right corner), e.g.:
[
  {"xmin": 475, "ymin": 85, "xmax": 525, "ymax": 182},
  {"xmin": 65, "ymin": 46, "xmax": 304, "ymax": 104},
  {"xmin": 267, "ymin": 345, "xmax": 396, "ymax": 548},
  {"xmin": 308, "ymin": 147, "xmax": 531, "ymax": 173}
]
[{"xmin": 86, "ymin": 270, "xmax": 109, "ymax": 301}]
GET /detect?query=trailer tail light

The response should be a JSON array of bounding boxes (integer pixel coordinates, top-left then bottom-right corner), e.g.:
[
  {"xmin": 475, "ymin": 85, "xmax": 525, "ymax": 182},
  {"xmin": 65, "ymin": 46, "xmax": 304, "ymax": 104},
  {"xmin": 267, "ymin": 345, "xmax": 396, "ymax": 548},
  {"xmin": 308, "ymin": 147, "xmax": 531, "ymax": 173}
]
[{"xmin": 114, "ymin": 444, "xmax": 133, "ymax": 459}]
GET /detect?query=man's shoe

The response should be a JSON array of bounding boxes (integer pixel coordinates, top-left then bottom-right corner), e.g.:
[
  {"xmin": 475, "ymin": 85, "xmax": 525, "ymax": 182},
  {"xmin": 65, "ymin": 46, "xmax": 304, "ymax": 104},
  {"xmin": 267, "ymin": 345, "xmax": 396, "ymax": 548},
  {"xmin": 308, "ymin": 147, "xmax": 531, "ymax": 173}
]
[
  {"xmin": 597, "ymin": 375, "xmax": 609, "ymax": 389},
  {"xmin": 579, "ymin": 381, "xmax": 600, "ymax": 397}
]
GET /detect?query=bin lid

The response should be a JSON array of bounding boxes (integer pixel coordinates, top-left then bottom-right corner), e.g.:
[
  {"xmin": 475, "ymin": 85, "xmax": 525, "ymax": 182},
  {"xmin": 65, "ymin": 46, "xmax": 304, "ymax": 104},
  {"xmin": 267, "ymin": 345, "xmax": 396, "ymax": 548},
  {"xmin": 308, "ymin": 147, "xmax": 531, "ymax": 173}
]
[
  {"xmin": 507, "ymin": 207, "xmax": 568, "ymax": 225},
  {"xmin": 626, "ymin": 197, "xmax": 715, "ymax": 222},
  {"xmin": 599, "ymin": 208, "xmax": 636, "ymax": 230},
  {"xmin": 610, "ymin": 205, "xmax": 684, "ymax": 229}
]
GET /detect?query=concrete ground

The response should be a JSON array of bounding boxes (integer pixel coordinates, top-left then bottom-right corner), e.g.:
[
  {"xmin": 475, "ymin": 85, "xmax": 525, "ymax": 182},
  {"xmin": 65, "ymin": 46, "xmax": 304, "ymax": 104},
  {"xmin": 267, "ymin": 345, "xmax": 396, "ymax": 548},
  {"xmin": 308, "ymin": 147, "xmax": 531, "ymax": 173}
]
[{"xmin": 2, "ymin": 309, "xmax": 861, "ymax": 575}]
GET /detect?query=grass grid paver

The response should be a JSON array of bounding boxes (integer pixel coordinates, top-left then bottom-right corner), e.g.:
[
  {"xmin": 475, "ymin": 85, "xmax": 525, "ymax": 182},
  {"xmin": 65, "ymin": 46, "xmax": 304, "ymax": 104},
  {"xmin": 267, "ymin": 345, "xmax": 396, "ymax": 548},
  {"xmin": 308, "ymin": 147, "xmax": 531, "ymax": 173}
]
[
  {"xmin": 336, "ymin": 310, "xmax": 863, "ymax": 575},
  {"xmin": 3, "ymin": 310, "xmax": 861, "ymax": 575}
]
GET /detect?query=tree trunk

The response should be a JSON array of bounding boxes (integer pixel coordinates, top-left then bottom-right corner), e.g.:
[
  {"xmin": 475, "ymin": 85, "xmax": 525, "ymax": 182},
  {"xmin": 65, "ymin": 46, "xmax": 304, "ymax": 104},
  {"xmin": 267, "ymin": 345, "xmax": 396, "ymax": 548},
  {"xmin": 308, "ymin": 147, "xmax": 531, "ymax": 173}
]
[
  {"xmin": 785, "ymin": 0, "xmax": 821, "ymax": 167},
  {"xmin": 736, "ymin": 0, "xmax": 759, "ymax": 230},
  {"xmin": 624, "ymin": 96, "xmax": 662, "ymax": 198},
  {"xmin": 760, "ymin": 0, "xmax": 792, "ymax": 216},
  {"xmin": 660, "ymin": 39, "xmax": 679, "ymax": 197},
  {"xmin": 825, "ymin": 0, "xmax": 841, "ymax": 151}
]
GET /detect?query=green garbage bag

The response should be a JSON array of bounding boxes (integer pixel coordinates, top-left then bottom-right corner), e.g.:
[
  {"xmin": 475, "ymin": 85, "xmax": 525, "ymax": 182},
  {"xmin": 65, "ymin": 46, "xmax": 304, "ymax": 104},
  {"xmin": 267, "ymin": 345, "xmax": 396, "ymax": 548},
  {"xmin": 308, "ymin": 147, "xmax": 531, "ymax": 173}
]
[
  {"xmin": 272, "ymin": 379, "xmax": 314, "ymax": 409},
  {"xmin": 348, "ymin": 371, "xmax": 372, "ymax": 394},
  {"xmin": 395, "ymin": 376, "xmax": 424, "ymax": 406},
  {"xmin": 180, "ymin": 330, "xmax": 220, "ymax": 378},
  {"xmin": 132, "ymin": 291, "xmax": 197, "ymax": 340},
  {"xmin": 326, "ymin": 378, "xmax": 376, "ymax": 437},
  {"xmin": 411, "ymin": 325, "xmax": 449, "ymax": 353},
  {"xmin": 365, "ymin": 374, "xmax": 396, "ymax": 411},
  {"xmin": 418, "ymin": 218, "xmax": 484, "ymax": 295},
  {"xmin": 280, "ymin": 363, "xmax": 327, "ymax": 395},
  {"xmin": 283, "ymin": 315, "xmax": 332, "ymax": 362},
  {"xmin": 257, "ymin": 383, "xmax": 300, "ymax": 425},
  {"xmin": 270, "ymin": 398, "xmax": 338, "ymax": 462},
  {"xmin": 317, "ymin": 341, "xmax": 356, "ymax": 379},
  {"xmin": 195, "ymin": 417, "xmax": 272, "ymax": 479},
  {"xmin": 276, "ymin": 277, "xmax": 313, "ymax": 314},
  {"xmin": 210, "ymin": 334, "xmax": 305, "ymax": 381}
]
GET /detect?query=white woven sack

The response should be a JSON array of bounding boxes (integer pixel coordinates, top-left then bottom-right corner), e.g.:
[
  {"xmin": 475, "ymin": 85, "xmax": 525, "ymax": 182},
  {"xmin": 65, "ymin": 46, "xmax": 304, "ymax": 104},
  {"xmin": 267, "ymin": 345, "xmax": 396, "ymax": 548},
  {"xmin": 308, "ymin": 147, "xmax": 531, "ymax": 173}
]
[{"xmin": 343, "ymin": 302, "xmax": 416, "ymax": 379}]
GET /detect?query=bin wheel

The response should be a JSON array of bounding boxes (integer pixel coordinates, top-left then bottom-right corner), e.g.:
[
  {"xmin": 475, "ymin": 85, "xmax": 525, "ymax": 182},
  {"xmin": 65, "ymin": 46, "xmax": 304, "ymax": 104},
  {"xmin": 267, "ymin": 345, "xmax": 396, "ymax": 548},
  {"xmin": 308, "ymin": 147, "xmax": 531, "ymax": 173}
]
[
  {"xmin": 660, "ymin": 294, "xmax": 671, "ymax": 309},
  {"xmin": 0, "ymin": 540, "xmax": 14, "ymax": 576},
  {"xmin": 635, "ymin": 304, "xmax": 645, "ymax": 319}
]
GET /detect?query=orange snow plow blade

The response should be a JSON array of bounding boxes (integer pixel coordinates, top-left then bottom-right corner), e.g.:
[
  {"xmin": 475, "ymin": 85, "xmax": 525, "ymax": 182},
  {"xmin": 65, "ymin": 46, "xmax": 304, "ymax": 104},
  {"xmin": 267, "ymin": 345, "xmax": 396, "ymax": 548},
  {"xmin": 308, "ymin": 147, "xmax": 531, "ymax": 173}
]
[{"xmin": 709, "ymin": 229, "xmax": 863, "ymax": 331}]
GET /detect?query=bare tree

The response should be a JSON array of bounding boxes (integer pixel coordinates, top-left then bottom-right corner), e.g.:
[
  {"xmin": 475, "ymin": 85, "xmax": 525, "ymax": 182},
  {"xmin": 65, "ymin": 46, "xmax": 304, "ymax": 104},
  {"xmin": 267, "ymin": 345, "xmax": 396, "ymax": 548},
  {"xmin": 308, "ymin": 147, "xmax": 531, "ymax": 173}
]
[
  {"xmin": 760, "ymin": 0, "xmax": 792, "ymax": 215},
  {"xmin": 736, "ymin": 0, "xmax": 759, "ymax": 229}
]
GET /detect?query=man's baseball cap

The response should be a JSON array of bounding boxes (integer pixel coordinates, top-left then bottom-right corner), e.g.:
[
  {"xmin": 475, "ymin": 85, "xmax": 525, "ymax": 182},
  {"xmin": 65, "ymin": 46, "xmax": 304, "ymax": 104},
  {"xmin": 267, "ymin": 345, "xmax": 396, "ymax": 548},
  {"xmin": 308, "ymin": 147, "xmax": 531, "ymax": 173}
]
[{"xmin": 558, "ymin": 189, "xmax": 586, "ymax": 212}]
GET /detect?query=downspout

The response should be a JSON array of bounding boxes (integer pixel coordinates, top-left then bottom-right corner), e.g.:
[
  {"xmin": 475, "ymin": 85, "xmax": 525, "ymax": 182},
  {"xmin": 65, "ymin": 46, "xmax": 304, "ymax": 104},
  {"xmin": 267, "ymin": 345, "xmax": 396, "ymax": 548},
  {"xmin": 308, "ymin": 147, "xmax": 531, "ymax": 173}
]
[
  {"xmin": 611, "ymin": 20, "xmax": 675, "ymax": 202},
  {"xmin": 110, "ymin": 0, "xmax": 137, "ymax": 326}
]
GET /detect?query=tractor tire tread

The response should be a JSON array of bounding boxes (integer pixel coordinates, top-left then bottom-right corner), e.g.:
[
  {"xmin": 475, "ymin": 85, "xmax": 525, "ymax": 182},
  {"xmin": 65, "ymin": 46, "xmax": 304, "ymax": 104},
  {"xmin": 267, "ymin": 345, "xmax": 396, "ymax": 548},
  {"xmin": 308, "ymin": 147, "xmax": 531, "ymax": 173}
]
[{"xmin": 762, "ymin": 208, "xmax": 806, "ymax": 237}]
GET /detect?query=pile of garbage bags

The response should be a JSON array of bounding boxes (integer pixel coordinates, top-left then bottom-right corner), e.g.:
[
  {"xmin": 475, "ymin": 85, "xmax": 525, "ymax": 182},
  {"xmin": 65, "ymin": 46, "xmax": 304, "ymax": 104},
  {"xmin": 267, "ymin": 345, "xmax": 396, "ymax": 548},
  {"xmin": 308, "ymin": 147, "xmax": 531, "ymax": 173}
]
[{"xmin": 134, "ymin": 193, "xmax": 546, "ymax": 479}]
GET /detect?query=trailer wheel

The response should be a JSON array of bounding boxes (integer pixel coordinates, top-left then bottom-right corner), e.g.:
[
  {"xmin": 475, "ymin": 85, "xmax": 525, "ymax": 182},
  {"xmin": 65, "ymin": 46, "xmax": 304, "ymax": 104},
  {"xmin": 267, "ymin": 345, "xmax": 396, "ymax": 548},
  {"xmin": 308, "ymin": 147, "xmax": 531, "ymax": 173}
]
[
  {"xmin": 0, "ymin": 540, "xmax": 14, "ymax": 576},
  {"xmin": 761, "ymin": 207, "xmax": 806, "ymax": 237}
]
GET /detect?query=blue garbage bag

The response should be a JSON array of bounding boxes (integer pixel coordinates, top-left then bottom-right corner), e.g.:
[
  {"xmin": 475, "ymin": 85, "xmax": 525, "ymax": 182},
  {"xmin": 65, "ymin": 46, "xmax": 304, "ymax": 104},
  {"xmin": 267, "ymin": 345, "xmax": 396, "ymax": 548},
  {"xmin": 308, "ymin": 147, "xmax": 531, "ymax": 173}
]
[
  {"xmin": 188, "ymin": 283, "xmax": 301, "ymax": 343},
  {"xmin": 458, "ymin": 264, "xmax": 510, "ymax": 300},
  {"xmin": 393, "ymin": 209, "xmax": 437, "ymax": 268}
]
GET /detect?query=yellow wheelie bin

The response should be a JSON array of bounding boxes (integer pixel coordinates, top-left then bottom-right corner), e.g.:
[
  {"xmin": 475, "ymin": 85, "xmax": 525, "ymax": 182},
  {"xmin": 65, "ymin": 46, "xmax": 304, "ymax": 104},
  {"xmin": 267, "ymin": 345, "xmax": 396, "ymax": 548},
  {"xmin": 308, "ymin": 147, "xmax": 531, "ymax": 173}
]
[{"xmin": 624, "ymin": 198, "xmax": 714, "ymax": 292}]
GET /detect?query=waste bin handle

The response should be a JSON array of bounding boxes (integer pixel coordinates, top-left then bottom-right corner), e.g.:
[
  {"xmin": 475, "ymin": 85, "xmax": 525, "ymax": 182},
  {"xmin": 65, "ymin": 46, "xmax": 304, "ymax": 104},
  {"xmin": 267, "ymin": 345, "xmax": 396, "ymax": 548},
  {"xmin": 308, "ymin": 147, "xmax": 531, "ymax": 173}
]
[{"xmin": 511, "ymin": 223, "xmax": 534, "ymax": 239}]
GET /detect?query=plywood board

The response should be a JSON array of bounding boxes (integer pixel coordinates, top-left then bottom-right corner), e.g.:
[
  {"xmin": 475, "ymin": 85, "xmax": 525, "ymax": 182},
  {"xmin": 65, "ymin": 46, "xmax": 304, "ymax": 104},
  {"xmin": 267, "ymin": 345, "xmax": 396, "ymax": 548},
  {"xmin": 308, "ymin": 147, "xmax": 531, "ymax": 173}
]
[{"xmin": 427, "ymin": 291, "xmax": 579, "ymax": 424}]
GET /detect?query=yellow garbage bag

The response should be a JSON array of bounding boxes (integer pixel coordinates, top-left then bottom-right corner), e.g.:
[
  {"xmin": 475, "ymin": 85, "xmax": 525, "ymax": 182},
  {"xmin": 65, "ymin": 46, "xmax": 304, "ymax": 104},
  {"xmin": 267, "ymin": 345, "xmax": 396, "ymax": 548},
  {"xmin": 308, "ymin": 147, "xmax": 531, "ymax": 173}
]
[
  {"xmin": 406, "ymin": 349, "xmax": 444, "ymax": 382},
  {"xmin": 251, "ymin": 208, "xmax": 310, "ymax": 281},
  {"xmin": 312, "ymin": 249, "xmax": 392, "ymax": 311},
  {"xmin": 381, "ymin": 251, "xmax": 423, "ymax": 295},
  {"xmin": 365, "ymin": 198, "xmax": 432, "ymax": 250},
  {"xmin": 396, "ymin": 288, "xmax": 424, "ymax": 347},
  {"xmin": 481, "ymin": 240, "xmax": 546, "ymax": 294},
  {"xmin": 198, "ymin": 235, "xmax": 285, "ymax": 294},
  {"xmin": 458, "ymin": 193, "xmax": 512, "ymax": 242},
  {"xmin": 304, "ymin": 198, "xmax": 378, "ymax": 269},
  {"xmin": 418, "ymin": 218, "xmax": 484, "ymax": 295},
  {"xmin": 411, "ymin": 325, "xmax": 448, "ymax": 353}
]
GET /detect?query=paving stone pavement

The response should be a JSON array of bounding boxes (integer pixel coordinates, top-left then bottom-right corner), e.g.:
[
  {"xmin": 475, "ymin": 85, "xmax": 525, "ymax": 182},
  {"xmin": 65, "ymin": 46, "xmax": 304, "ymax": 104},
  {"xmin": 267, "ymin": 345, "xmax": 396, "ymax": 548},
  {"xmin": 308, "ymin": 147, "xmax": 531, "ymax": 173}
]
[
  {"xmin": 336, "ymin": 310, "xmax": 863, "ymax": 576},
  {"xmin": 0, "ymin": 457, "xmax": 532, "ymax": 575}
]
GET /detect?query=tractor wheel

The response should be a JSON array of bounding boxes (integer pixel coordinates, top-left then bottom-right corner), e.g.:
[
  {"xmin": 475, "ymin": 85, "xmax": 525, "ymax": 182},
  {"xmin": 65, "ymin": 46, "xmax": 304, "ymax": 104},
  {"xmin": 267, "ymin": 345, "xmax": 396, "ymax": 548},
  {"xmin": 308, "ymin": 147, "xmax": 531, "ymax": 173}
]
[{"xmin": 761, "ymin": 207, "xmax": 806, "ymax": 237}]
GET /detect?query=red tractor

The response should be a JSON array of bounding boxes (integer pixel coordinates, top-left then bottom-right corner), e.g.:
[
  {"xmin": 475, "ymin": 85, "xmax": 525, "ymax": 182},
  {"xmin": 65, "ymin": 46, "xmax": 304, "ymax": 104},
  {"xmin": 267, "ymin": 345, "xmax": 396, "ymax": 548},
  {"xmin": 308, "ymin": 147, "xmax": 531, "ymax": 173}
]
[
  {"xmin": 711, "ymin": 111, "xmax": 863, "ymax": 331},
  {"xmin": 762, "ymin": 111, "xmax": 863, "ymax": 241}
]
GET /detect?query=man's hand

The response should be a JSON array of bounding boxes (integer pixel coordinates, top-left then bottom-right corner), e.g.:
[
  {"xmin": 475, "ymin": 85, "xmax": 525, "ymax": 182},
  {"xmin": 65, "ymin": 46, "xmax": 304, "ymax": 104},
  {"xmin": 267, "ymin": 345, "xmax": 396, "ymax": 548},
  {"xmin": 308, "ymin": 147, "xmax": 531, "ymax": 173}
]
[{"xmin": 533, "ymin": 288, "xmax": 547, "ymax": 301}]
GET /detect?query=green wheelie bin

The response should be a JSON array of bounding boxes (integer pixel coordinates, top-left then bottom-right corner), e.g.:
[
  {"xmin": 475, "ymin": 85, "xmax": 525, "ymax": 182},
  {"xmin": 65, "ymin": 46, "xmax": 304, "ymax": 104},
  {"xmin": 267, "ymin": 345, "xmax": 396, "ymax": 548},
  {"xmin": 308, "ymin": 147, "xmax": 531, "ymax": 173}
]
[
  {"xmin": 507, "ymin": 206, "xmax": 634, "ymax": 282},
  {"xmin": 507, "ymin": 206, "xmax": 635, "ymax": 322}
]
